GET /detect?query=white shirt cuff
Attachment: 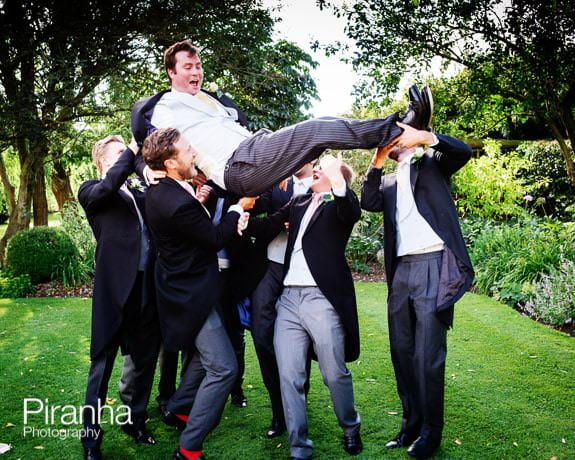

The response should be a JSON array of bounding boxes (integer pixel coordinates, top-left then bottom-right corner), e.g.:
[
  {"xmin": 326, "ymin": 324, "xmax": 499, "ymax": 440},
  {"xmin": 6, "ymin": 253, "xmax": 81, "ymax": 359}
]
[
  {"xmin": 332, "ymin": 183, "xmax": 347, "ymax": 197},
  {"xmin": 429, "ymin": 133, "xmax": 439, "ymax": 147},
  {"xmin": 228, "ymin": 204, "xmax": 244, "ymax": 215},
  {"xmin": 142, "ymin": 166, "xmax": 151, "ymax": 186}
]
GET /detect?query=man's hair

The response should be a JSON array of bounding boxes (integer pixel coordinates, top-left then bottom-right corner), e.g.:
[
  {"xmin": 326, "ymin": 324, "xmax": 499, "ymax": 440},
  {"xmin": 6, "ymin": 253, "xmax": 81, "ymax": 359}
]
[
  {"xmin": 164, "ymin": 40, "xmax": 199, "ymax": 82},
  {"xmin": 92, "ymin": 135, "xmax": 125, "ymax": 175},
  {"xmin": 340, "ymin": 162, "xmax": 355, "ymax": 186},
  {"xmin": 142, "ymin": 128, "xmax": 181, "ymax": 171}
]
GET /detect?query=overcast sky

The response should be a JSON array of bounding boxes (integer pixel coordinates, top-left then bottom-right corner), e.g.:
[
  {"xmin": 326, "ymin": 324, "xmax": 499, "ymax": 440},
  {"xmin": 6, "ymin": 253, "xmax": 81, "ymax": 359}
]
[{"xmin": 265, "ymin": 0, "xmax": 359, "ymax": 117}]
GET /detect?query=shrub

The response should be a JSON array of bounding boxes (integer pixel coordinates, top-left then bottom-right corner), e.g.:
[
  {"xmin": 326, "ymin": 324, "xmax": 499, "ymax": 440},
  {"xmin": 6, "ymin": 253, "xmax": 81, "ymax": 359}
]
[
  {"xmin": 470, "ymin": 218, "xmax": 575, "ymax": 305},
  {"xmin": 525, "ymin": 259, "xmax": 575, "ymax": 326},
  {"xmin": 515, "ymin": 141, "xmax": 575, "ymax": 220},
  {"xmin": 0, "ymin": 271, "xmax": 35, "ymax": 298},
  {"xmin": 346, "ymin": 212, "xmax": 384, "ymax": 273},
  {"xmin": 452, "ymin": 139, "xmax": 529, "ymax": 220},
  {"xmin": 61, "ymin": 200, "xmax": 96, "ymax": 273},
  {"xmin": 6, "ymin": 226, "xmax": 84, "ymax": 285}
]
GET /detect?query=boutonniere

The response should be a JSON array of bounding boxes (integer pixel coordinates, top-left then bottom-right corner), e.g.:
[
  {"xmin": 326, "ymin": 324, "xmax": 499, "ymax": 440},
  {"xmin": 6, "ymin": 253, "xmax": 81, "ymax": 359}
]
[
  {"xmin": 410, "ymin": 147, "xmax": 426, "ymax": 166},
  {"xmin": 206, "ymin": 82, "xmax": 223, "ymax": 98},
  {"xmin": 128, "ymin": 177, "xmax": 145, "ymax": 193},
  {"xmin": 322, "ymin": 192, "xmax": 334, "ymax": 203}
]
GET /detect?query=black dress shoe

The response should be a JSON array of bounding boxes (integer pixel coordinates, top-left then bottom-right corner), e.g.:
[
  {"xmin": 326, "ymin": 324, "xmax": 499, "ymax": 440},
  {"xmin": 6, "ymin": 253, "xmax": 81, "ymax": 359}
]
[
  {"xmin": 401, "ymin": 85, "xmax": 430, "ymax": 131},
  {"xmin": 121, "ymin": 422, "xmax": 156, "ymax": 444},
  {"xmin": 421, "ymin": 86, "xmax": 434, "ymax": 129},
  {"xmin": 162, "ymin": 410, "xmax": 187, "ymax": 430},
  {"xmin": 386, "ymin": 431, "xmax": 418, "ymax": 449},
  {"xmin": 407, "ymin": 435, "xmax": 441, "ymax": 459},
  {"xmin": 230, "ymin": 392, "xmax": 247, "ymax": 408},
  {"xmin": 84, "ymin": 446, "xmax": 102, "ymax": 460},
  {"xmin": 157, "ymin": 399, "xmax": 169, "ymax": 415},
  {"xmin": 343, "ymin": 431, "xmax": 363, "ymax": 455},
  {"xmin": 266, "ymin": 419, "xmax": 286, "ymax": 438},
  {"xmin": 173, "ymin": 448, "xmax": 206, "ymax": 459}
]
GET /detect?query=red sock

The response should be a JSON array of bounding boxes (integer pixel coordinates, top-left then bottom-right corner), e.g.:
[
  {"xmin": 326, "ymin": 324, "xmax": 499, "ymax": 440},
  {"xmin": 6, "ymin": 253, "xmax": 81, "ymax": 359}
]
[
  {"xmin": 179, "ymin": 446, "xmax": 203, "ymax": 460},
  {"xmin": 174, "ymin": 412, "xmax": 189, "ymax": 422}
]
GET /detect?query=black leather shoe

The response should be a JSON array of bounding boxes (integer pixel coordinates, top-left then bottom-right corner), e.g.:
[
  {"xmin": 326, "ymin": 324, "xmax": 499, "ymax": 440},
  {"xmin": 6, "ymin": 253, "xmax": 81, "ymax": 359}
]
[
  {"xmin": 401, "ymin": 85, "xmax": 430, "ymax": 131},
  {"xmin": 121, "ymin": 422, "xmax": 156, "ymax": 444},
  {"xmin": 157, "ymin": 399, "xmax": 169, "ymax": 415},
  {"xmin": 84, "ymin": 447, "xmax": 102, "ymax": 460},
  {"xmin": 421, "ymin": 85, "xmax": 434, "ymax": 129},
  {"xmin": 266, "ymin": 419, "xmax": 286, "ymax": 438},
  {"xmin": 386, "ymin": 431, "xmax": 418, "ymax": 449},
  {"xmin": 162, "ymin": 410, "xmax": 187, "ymax": 430},
  {"xmin": 173, "ymin": 448, "xmax": 206, "ymax": 459},
  {"xmin": 407, "ymin": 435, "xmax": 441, "ymax": 459},
  {"xmin": 230, "ymin": 392, "xmax": 247, "ymax": 408},
  {"xmin": 343, "ymin": 431, "xmax": 363, "ymax": 455}
]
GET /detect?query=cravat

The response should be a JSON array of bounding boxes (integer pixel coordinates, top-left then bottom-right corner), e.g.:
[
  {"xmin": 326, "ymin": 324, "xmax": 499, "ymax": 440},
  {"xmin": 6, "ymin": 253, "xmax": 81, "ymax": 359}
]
[{"xmin": 195, "ymin": 91, "xmax": 224, "ymax": 114}]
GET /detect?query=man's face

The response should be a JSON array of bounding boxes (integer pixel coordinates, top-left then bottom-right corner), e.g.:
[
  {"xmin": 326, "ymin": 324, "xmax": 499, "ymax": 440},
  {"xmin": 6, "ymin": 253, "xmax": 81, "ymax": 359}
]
[
  {"xmin": 100, "ymin": 141, "xmax": 125, "ymax": 175},
  {"xmin": 166, "ymin": 136, "xmax": 198, "ymax": 180},
  {"xmin": 310, "ymin": 167, "xmax": 331, "ymax": 192},
  {"xmin": 168, "ymin": 51, "xmax": 204, "ymax": 95}
]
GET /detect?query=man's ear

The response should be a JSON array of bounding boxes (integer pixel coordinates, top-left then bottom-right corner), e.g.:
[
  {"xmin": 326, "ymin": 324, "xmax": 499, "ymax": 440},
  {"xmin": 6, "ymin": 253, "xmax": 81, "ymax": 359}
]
[{"xmin": 164, "ymin": 157, "xmax": 175, "ymax": 171}]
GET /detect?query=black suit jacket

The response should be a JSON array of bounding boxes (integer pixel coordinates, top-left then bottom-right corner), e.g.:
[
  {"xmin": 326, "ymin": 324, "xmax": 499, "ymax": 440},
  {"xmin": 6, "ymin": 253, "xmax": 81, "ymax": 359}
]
[
  {"xmin": 78, "ymin": 148, "xmax": 155, "ymax": 360},
  {"xmin": 145, "ymin": 177, "xmax": 240, "ymax": 351},
  {"xmin": 248, "ymin": 187, "xmax": 362, "ymax": 361},
  {"xmin": 361, "ymin": 134, "xmax": 475, "ymax": 318}
]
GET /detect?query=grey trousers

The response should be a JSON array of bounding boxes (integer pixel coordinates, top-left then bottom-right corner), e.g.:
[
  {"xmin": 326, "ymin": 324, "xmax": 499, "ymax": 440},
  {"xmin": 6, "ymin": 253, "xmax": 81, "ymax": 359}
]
[
  {"xmin": 177, "ymin": 308, "xmax": 238, "ymax": 451},
  {"xmin": 274, "ymin": 286, "xmax": 360, "ymax": 459},
  {"xmin": 388, "ymin": 251, "xmax": 448, "ymax": 441},
  {"xmin": 224, "ymin": 114, "xmax": 401, "ymax": 196}
]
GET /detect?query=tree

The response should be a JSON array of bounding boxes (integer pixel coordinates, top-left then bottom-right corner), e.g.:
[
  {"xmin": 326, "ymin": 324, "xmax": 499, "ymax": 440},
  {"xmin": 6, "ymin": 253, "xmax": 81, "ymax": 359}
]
[
  {"xmin": 0, "ymin": 0, "xmax": 318, "ymax": 262},
  {"xmin": 321, "ymin": 0, "xmax": 575, "ymax": 186}
]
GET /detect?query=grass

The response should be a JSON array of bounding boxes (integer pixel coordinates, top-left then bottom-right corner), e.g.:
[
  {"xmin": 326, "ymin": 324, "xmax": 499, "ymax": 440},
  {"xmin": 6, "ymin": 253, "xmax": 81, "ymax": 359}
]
[{"xmin": 0, "ymin": 285, "xmax": 573, "ymax": 459}]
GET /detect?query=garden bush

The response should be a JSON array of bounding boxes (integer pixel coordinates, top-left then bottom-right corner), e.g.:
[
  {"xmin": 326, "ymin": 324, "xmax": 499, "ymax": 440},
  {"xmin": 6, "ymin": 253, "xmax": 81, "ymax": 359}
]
[
  {"xmin": 61, "ymin": 200, "xmax": 96, "ymax": 273},
  {"xmin": 515, "ymin": 140, "xmax": 575, "ymax": 220},
  {"xmin": 346, "ymin": 211, "xmax": 384, "ymax": 273},
  {"xmin": 469, "ymin": 218, "xmax": 575, "ymax": 305},
  {"xmin": 6, "ymin": 226, "xmax": 84, "ymax": 285},
  {"xmin": 525, "ymin": 258, "xmax": 575, "ymax": 326},
  {"xmin": 0, "ymin": 271, "xmax": 35, "ymax": 298},
  {"xmin": 452, "ymin": 139, "xmax": 529, "ymax": 220}
]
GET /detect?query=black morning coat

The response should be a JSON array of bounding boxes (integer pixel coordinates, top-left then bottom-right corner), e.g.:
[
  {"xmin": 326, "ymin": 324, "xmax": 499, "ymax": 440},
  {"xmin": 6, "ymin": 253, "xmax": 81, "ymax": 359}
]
[
  {"xmin": 78, "ymin": 149, "xmax": 156, "ymax": 360},
  {"xmin": 247, "ymin": 187, "xmax": 363, "ymax": 362},
  {"xmin": 145, "ymin": 177, "xmax": 241, "ymax": 352},
  {"xmin": 360, "ymin": 133, "xmax": 475, "ymax": 325}
]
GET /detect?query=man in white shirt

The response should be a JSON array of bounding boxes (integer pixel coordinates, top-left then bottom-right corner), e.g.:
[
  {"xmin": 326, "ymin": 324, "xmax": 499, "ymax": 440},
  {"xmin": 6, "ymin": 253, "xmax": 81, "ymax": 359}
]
[
  {"xmin": 246, "ymin": 156, "xmax": 363, "ymax": 459},
  {"xmin": 361, "ymin": 123, "xmax": 474, "ymax": 459},
  {"xmin": 132, "ymin": 40, "xmax": 432, "ymax": 197}
]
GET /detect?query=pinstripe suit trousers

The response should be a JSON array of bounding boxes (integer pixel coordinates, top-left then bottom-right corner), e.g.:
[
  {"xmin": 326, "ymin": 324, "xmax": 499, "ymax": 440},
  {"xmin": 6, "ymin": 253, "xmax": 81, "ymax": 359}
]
[{"xmin": 224, "ymin": 114, "xmax": 401, "ymax": 196}]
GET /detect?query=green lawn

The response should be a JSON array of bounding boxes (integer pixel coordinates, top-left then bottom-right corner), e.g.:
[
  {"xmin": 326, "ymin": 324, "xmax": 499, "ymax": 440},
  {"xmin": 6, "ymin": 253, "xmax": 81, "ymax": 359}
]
[
  {"xmin": 0, "ymin": 212, "xmax": 62, "ymax": 239},
  {"xmin": 0, "ymin": 285, "xmax": 573, "ymax": 459}
]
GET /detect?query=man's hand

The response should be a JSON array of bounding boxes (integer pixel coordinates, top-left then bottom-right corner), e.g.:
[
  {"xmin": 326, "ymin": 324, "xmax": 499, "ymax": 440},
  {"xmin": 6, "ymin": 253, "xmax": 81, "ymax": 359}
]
[
  {"xmin": 238, "ymin": 196, "xmax": 258, "ymax": 210},
  {"xmin": 237, "ymin": 212, "xmax": 250, "ymax": 235},
  {"xmin": 278, "ymin": 178, "xmax": 289, "ymax": 192},
  {"xmin": 196, "ymin": 184, "xmax": 213, "ymax": 205},
  {"xmin": 371, "ymin": 138, "xmax": 400, "ymax": 168},
  {"xmin": 191, "ymin": 170, "xmax": 208, "ymax": 188},
  {"xmin": 128, "ymin": 137, "xmax": 139, "ymax": 155},
  {"xmin": 395, "ymin": 122, "xmax": 435, "ymax": 149},
  {"xmin": 319, "ymin": 153, "xmax": 345, "ymax": 189},
  {"xmin": 144, "ymin": 166, "xmax": 167, "ymax": 185}
]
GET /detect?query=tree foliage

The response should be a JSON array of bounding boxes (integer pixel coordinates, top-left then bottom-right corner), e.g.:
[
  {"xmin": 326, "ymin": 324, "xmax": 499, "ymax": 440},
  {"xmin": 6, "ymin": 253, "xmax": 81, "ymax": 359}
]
[
  {"xmin": 0, "ymin": 0, "xmax": 318, "ymax": 262},
  {"xmin": 322, "ymin": 0, "xmax": 575, "ymax": 186}
]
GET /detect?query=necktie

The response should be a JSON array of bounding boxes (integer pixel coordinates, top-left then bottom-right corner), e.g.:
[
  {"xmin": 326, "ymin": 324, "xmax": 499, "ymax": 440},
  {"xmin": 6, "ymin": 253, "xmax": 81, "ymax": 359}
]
[{"xmin": 195, "ymin": 91, "xmax": 223, "ymax": 113}]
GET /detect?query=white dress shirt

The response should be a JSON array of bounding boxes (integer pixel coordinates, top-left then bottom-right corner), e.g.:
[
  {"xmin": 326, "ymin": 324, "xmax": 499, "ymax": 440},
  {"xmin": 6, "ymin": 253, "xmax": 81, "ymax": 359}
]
[
  {"xmin": 267, "ymin": 176, "xmax": 313, "ymax": 264},
  {"xmin": 151, "ymin": 89, "xmax": 252, "ymax": 189},
  {"xmin": 284, "ymin": 184, "xmax": 347, "ymax": 286},
  {"xmin": 395, "ymin": 151, "xmax": 444, "ymax": 256}
]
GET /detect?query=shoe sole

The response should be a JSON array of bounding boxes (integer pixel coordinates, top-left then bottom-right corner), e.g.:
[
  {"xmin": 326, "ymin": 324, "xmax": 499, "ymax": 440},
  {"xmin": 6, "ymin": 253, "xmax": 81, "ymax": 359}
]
[{"xmin": 422, "ymin": 85, "xmax": 434, "ymax": 129}]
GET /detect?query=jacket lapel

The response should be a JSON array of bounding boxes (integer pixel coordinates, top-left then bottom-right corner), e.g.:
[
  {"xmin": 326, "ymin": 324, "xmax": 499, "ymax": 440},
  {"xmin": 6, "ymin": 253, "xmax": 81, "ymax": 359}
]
[{"xmin": 383, "ymin": 174, "xmax": 398, "ymax": 228}]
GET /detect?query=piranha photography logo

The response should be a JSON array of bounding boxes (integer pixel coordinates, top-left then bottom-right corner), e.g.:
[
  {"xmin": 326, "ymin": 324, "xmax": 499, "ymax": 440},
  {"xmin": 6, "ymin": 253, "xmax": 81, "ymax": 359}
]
[{"xmin": 23, "ymin": 398, "xmax": 132, "ymax": 440}]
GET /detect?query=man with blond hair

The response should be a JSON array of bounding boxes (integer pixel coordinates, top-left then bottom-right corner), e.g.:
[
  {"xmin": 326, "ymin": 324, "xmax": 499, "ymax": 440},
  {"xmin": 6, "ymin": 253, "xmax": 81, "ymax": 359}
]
[{"xmin": 78, "ymin": 136, "xmax": 159, "ymax": 460}]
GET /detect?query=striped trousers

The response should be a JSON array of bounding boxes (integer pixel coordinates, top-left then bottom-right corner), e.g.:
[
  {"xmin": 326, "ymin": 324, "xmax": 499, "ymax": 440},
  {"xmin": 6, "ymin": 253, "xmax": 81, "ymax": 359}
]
[{"xmin": 224, "ymin": 114, "xmax": 401, "ymax": 196}]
